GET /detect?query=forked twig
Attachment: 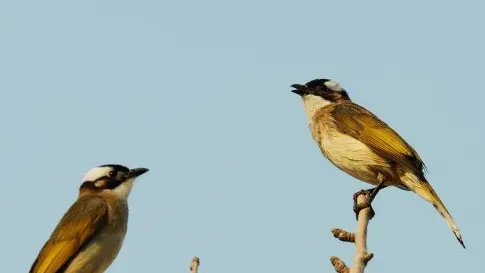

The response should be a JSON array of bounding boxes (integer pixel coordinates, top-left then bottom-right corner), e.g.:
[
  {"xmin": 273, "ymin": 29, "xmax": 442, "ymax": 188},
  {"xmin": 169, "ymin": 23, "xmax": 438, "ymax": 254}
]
[{"xmin": 330, "ymin": 192, "xmax": 374, "ymax": 273}]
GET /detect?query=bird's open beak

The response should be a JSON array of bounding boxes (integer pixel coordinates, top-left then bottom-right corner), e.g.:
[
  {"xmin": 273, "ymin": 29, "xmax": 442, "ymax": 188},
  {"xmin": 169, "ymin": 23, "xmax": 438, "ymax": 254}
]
[
  {"xmin": 291, "ymin": 84, "xmax": 309, "ymax": 96},
  {"xmin": 125, "ymin": 168, "xmax": 149, "ymax": 179}
]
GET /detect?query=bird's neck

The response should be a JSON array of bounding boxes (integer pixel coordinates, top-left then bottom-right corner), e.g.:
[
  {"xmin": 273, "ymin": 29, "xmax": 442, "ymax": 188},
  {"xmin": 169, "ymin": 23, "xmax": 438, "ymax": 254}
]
[
  {"xmin": 104, "ymin": 194, "xmax": 129, "ymax": 231},
  {"xmin": 302, "ymin": 95, "xmax": 333, "ymax": 121}
]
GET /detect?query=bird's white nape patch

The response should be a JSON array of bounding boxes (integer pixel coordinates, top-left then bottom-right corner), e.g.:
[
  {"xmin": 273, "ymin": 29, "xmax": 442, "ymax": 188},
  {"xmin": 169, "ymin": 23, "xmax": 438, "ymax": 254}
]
[
  {"xmin": 83, "ymin": 167, "xmax": 111, "ymax": 182},
  {"xmin": 324, "ymin": 80, "xmax": 343, "ymax": 92}
]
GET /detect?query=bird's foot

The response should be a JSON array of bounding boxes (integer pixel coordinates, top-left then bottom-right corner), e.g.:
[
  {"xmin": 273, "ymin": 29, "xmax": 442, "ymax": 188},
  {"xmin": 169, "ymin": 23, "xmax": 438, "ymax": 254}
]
[{"xmin": 353, "ymin": 189, "xmax": 375, "ymax": 220}]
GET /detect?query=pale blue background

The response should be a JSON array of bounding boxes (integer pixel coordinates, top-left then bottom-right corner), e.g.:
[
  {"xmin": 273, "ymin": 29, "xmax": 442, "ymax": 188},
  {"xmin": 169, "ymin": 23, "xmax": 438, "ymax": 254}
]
[{"xmin": 0, "ymin": 1, "xmax": 483, "ymax": 272}]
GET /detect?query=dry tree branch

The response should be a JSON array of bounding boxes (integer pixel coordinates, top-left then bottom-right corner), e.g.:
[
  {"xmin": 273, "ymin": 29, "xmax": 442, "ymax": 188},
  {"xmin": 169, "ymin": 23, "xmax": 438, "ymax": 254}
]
[
  {"xmin": 330, "ymin": 192, "xmax": 374, "ymax": 273},
  {"xmin": 190, "ymin": 257, "xmax": 200, "ymax": 273}
]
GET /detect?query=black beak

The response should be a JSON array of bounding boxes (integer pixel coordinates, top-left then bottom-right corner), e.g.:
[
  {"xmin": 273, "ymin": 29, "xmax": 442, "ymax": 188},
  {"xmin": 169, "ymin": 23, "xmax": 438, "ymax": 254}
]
[
  {"xmin": 125, "ymin": 168, "xmax": 149, "ymax": 179},
  {"xmin": 291, "ymin": 84, "xmax": 309, "ymax": 96}
]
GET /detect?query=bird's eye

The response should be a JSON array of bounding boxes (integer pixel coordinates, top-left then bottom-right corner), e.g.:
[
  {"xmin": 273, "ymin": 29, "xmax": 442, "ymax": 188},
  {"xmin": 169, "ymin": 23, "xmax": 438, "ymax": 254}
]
[{"xmin": 108, "ymin": 171, "xmax": 117, "ymax": 178}]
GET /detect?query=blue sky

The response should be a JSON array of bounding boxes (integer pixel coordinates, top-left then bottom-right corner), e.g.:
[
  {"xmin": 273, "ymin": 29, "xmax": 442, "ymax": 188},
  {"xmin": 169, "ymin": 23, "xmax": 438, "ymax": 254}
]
[{"xmin": 1, "ymin": 1, "xmax": 483, "ymax": 272}]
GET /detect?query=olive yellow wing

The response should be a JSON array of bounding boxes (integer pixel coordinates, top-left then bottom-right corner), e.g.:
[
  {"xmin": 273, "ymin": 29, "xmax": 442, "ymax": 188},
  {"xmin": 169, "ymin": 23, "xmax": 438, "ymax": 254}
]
[
  {"xmin": 331, "ymin": 103, "xmax": 426, "ymax": 177},
  {"xmin": 30, "ymin": 195, "xmax": 108, "ymax": 273}
]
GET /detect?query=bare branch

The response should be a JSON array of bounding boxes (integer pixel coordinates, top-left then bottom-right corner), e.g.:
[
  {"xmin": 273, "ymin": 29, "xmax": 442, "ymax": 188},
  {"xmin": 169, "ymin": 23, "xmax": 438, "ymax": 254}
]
[
  {"xmin": 330, "ymin": 192, "xmax": 374, "ymax": 273},
  {"xmin": 352, "ymin": 194, "xmax": 374, "ymax": 273},
  {"xmin": 190, "ymin": 257, "xmax": 200, "ymax": 273}
]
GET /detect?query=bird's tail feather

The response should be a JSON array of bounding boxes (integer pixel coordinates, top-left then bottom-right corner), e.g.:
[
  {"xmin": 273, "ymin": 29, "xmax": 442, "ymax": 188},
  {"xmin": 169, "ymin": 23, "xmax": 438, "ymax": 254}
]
[{"xmin": 412, "ymin": 181, "xmax": 465, "ymax": 248}]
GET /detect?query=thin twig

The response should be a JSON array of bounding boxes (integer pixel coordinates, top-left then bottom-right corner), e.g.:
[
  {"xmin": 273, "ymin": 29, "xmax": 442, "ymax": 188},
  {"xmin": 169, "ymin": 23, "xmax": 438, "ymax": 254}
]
[
  {"xmin": 351, "ymin": 194, "xmax": 374, "ymax": 273},
  {"xmin": 190, "ymin": 257, "xmax": 200, "ymax": 273},
  {"xmin": 330, "ymin": 192, "xmax": 374, "ymax": 273}
]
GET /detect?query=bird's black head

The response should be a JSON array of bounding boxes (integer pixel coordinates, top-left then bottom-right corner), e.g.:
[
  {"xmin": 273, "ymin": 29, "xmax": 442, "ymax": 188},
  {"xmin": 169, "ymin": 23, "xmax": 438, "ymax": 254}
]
[
  {"xmin": 79, "ymin": 164, "xmax": 149, "ymax": 194},
  {"xmin": 291, "ymin": 78, "xmax": 350, "ymax": 102}
]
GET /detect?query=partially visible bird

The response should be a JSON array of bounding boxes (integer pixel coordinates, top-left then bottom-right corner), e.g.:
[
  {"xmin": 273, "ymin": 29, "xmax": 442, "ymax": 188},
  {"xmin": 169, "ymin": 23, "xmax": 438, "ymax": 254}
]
[
  {"xmin": 291, "ymin": 78, "xmax": 465, "ymax": 248},
  {"xmin": 29, "ymin": 164, "xmax": 149, "ymax": 273}
]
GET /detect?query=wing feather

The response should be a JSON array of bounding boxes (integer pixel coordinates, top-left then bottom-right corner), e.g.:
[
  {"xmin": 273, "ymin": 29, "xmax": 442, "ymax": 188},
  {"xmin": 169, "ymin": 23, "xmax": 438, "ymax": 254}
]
[
  {"xmin": 29, "ymin": 196, "xmax": 108, "ymax": 273},
  {"xmin": 331, "ymin": 103, "xmax": 426, "ymax": 176}
]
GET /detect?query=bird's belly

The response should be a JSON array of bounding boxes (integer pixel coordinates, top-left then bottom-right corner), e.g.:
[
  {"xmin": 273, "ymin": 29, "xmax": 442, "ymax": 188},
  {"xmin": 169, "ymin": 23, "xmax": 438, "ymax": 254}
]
[
  {"xmin": 64, "ymin": 231, "xmax": 126, "ymax": 273},
  {"xmin": 319, "ymin": 132, "xmax": 389, "ymax": 185}
]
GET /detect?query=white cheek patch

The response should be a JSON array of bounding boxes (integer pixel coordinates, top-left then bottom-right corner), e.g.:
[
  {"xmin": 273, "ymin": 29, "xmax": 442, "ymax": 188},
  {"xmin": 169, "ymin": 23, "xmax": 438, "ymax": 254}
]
[
  {"xmin": 324, "ymin": 80, "xmax": 343, "ymax": 92},
  {"xmin": 83, "ymin": 167, "xmax": 111, "ymax": 182},
  {"xmin": 302, "ymin": 94, "xmax": 332, "ymax": 119},
  {"xmin": 112, "ymin": 178, "xmax": 135, "ymax": 199}
]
